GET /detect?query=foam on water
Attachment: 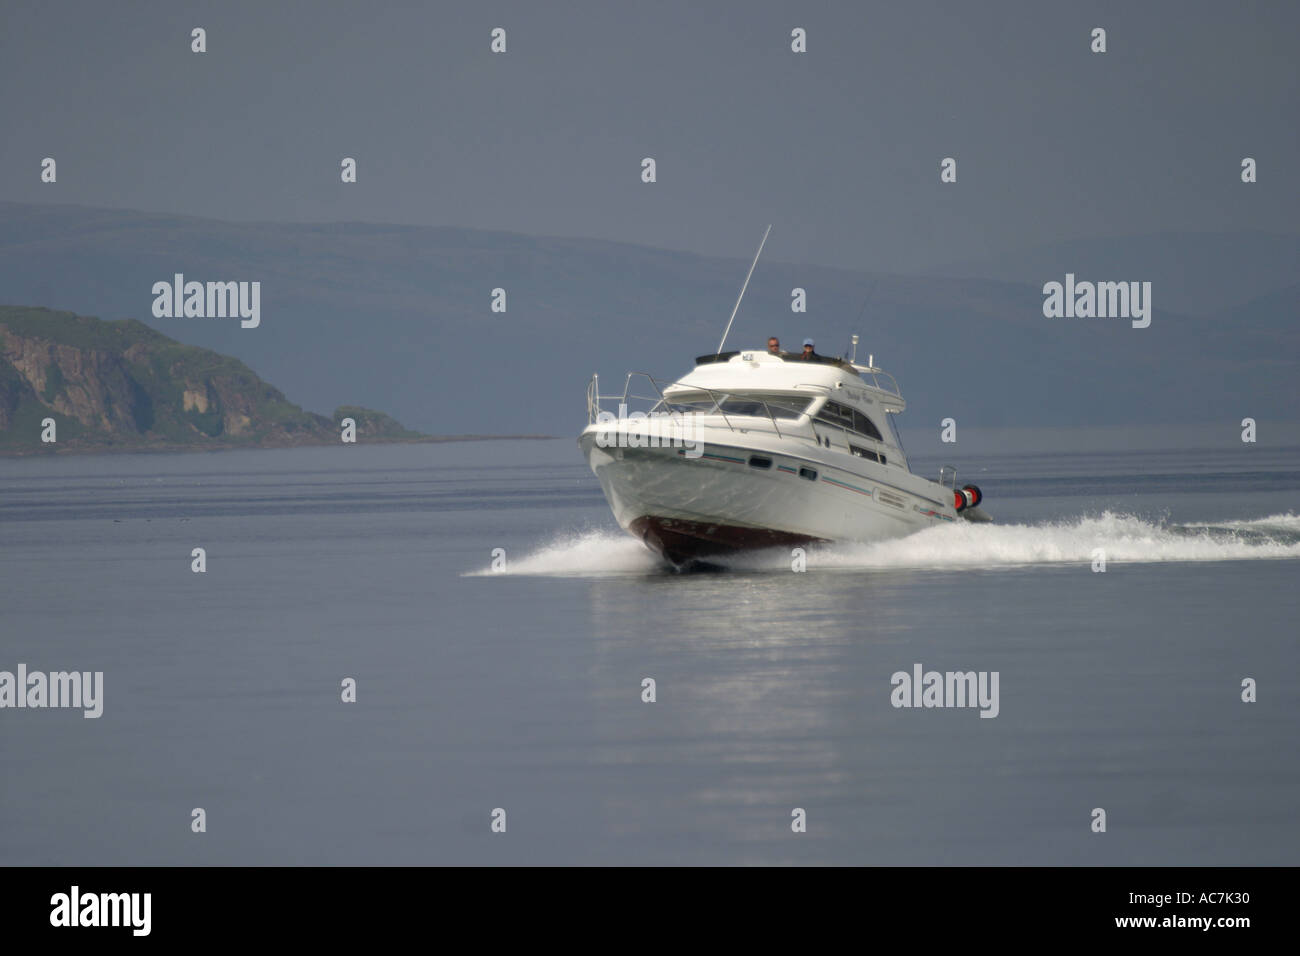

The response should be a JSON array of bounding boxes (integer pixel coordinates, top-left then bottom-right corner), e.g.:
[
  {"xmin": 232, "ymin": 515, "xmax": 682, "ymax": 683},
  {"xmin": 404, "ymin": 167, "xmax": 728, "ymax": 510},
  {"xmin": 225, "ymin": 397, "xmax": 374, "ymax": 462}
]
[
  {"xmin": 800, "ymin": 511, "xmax": 1300, "ymax": 571},
  {"xmin": 471, "ymin": 512, "xmax": 1300, "ymax": 577},
  {"xmin": 467, "ymin": 529, "xmax": 662, "ymax": 577},
  {"xmin": 1182, "ymin": 513, "xmax": 1300, "ymax": 532}
]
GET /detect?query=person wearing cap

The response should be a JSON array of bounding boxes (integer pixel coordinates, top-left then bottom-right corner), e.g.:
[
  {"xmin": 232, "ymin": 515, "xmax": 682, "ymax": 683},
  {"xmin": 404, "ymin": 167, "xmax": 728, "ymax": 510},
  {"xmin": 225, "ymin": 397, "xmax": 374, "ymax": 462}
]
[{"xmin": 798, "ymin": 338, "xmax": 823, "ymax": 362}]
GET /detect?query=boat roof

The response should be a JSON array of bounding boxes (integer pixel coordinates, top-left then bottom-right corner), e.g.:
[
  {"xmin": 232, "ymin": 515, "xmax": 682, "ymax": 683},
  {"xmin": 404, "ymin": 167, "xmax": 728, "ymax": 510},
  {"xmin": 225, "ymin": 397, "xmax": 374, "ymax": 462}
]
[
  {"xmin": 693, "ymin": 350, "xmax": 857, "ymax": 373},
  {"xmin": 670, "ymin": 349, "xmax": 906, "ymax": 411}
]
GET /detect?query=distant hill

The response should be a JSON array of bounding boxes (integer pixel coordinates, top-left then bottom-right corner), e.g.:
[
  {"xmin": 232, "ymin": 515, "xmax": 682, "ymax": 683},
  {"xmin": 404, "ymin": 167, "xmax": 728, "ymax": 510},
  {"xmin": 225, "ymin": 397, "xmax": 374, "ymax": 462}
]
[
  {"xmin": 0, "ymin": 306, "xmax": 427, "ymax": 454},
  {"xmin": 0, "ymin": 202, "xmax": 1295, "ymax": 436}
]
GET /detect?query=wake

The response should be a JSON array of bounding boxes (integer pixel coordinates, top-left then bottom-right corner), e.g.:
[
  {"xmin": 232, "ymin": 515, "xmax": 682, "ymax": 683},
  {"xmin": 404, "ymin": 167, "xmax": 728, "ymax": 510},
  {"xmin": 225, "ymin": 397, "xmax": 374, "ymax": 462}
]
[{"xmin": 468, "ymin": 511, "xmax": 1300, "ymax": 577}]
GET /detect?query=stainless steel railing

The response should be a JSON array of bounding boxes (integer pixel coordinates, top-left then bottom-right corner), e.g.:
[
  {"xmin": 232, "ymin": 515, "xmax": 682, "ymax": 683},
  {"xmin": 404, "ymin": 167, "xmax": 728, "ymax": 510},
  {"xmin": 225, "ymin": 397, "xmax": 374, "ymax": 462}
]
[{"xmin": 586, "ymin": 371, "xmax": 800, "ymax": 441}]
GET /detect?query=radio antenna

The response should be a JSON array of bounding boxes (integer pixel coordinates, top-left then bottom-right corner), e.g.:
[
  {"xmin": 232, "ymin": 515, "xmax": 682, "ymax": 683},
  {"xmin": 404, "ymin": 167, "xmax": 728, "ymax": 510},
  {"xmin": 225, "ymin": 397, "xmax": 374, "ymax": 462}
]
[
  {"xmin": 716, "ymin": 224, "xmax": 771, "ymax": 354},
  {"xmin": 853, "ymin": 275, "xmax": 879, "ymax": 328}
]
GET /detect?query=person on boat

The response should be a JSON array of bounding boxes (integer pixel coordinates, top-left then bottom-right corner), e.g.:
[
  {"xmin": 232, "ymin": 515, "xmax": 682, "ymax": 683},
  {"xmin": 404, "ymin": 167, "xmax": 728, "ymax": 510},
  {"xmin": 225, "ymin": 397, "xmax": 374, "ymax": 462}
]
[
  {"xmin": 797, "ymin": 338, "xmax": 823, "ymax": 362},
  {"xmin": 767, "ymin": 336, "xmax": 783, "ymax": 356}
]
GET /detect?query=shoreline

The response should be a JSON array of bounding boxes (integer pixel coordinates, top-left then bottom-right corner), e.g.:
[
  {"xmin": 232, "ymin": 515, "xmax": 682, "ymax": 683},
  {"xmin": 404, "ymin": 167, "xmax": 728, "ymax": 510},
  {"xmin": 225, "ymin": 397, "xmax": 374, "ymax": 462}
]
[{"xmin": 0, "ymin": 433, "xmax": 561, "ymax": 459}]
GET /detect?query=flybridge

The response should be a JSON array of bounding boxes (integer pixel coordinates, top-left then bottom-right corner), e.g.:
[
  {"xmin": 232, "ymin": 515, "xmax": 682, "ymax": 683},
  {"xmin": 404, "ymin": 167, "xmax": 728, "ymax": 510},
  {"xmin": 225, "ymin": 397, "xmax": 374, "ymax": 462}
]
[
  {"xmin": 695, "ymin": 350, "xmax": 854, "ymax": 371},
  {"xmin": 685, "ymin": 349, "xmax": 907, "ymax": 413},
  {"xmin": 703, "ymin": 228, "xmax": 900, "ymax": 400}
]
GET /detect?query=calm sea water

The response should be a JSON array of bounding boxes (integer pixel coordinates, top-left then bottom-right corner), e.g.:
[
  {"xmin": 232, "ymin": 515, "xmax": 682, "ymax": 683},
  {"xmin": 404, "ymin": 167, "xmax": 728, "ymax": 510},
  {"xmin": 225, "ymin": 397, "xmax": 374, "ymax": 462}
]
[{"xmin": 1, "ymin": 437, "xmax": 1297, "ymax": 865}]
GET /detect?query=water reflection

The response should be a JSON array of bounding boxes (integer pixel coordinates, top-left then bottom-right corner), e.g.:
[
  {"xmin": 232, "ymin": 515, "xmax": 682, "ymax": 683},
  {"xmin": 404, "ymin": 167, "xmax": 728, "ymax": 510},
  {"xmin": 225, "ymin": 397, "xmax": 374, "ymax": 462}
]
[{"xmin": 580, "ymin": 568, "xmax": 924, "ymax": 860}]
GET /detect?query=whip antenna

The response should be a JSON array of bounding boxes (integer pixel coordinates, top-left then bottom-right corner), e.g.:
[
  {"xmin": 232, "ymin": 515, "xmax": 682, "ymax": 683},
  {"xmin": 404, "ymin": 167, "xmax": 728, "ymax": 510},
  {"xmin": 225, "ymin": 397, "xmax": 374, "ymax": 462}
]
[{"xmin": 716, "ymin": 224, "xmax": 771, "ymax": 354}]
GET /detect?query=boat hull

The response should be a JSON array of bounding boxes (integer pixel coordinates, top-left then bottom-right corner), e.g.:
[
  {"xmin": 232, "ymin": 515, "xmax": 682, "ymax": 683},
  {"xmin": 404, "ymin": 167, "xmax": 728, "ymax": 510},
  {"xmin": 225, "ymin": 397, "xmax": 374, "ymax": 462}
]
[
  {"xmin": 628, "ymin": 515, "xmax": 825, "ymax": 566},
  {"xmin": 580, "ymin": 429, "xmax": 955, "ymax": 566}
]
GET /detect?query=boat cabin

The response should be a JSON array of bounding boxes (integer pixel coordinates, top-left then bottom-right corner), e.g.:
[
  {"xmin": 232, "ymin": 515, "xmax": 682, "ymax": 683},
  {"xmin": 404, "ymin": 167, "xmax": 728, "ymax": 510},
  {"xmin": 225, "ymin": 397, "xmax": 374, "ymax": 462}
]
[{"xmin": 658, "ymin": 349, "xmax": 909, "ymax": 467}]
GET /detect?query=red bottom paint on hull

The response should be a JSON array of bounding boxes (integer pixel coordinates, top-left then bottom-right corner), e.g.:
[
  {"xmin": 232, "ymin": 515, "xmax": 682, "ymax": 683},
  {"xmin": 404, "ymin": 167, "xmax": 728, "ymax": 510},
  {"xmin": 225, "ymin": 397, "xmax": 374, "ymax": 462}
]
[{"xmin": 629, "ymin": 515, "xmax": 826, "ymax": 566}]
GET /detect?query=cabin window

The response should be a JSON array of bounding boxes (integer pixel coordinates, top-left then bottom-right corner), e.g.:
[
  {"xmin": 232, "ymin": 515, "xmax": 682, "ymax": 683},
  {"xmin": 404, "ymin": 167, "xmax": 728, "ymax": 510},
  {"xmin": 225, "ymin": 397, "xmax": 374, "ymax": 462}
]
[
  {"xmin": 852, "ymin": 410, "xmax": 884, "ymax": 442},
  {"xmin": 748, "ymin": 455, "xmax": 772, "ymax": 469},
  {"xmin": 815, "ymin": 401, "xmax": 884, "ymax": 442},
  {"xmin": 799, "ymin": 467, "xmax": 817, "ymax": 481},
  {"xmin": 815, "ymin": 400, "xmax": 854, "ymax": 431},
  {"xmin": 850, "ymin": 445, "xmax": 881, "ymax": 463},
  {"xmin": 716, "ymin": 394, "xmax": 812, "ymax": 420}
]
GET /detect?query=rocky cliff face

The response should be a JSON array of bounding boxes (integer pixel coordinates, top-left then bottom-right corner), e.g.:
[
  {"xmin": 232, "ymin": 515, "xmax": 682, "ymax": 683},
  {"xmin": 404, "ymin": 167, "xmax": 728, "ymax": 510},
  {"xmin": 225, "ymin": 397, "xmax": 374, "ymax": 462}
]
[
  {"xmin": 2, "ymin": 332, "xmax": 149, "ymax": 434},
  {"xmin": 0, "ymin": 306, "xmax": 423, "ymax": 453}
]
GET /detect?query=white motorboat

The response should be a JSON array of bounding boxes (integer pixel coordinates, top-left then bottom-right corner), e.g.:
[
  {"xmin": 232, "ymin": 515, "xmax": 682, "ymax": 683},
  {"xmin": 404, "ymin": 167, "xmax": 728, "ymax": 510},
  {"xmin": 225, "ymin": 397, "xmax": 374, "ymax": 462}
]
[{"xmin": 577, "ymin": 227, "xmax": 989, "ymax": 567}]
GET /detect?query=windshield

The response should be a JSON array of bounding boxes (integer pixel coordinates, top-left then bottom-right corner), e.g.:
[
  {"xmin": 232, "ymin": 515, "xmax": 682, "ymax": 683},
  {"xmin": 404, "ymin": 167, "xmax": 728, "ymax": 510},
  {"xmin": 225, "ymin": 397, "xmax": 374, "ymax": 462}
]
[
  {"xmin": 657, "ymin": 390, "xmax": 719, "ymax": 413},
  {"xmin": 657, "ymin": 391, "xmax": 813, "ymax": 419}
]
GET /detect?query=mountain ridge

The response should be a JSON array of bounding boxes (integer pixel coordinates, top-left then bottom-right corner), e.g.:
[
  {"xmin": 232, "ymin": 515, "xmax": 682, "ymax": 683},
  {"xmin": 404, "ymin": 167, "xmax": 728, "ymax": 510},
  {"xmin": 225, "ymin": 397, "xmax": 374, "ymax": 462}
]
[{"xmin": 0, "ymin": 201, "xmax": 1294, "ymax": 436}]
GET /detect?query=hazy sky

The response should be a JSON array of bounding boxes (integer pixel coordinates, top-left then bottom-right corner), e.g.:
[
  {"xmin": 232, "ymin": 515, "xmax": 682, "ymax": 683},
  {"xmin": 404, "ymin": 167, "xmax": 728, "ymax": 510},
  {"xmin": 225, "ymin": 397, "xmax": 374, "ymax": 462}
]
[{"xmin": 2, "ymin": 0, "xmax": 1296, "ymax": 272}]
